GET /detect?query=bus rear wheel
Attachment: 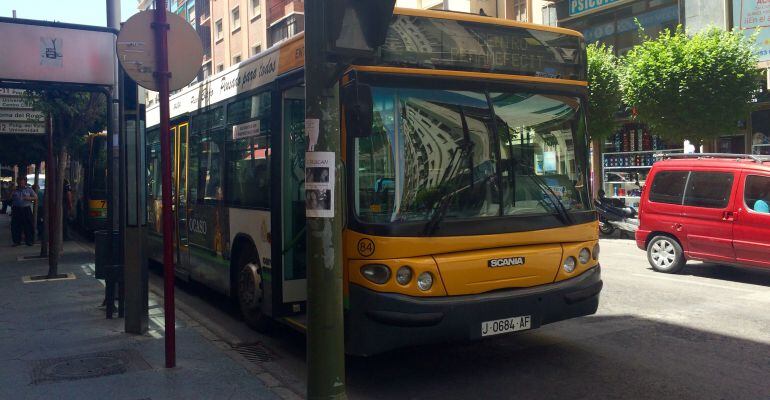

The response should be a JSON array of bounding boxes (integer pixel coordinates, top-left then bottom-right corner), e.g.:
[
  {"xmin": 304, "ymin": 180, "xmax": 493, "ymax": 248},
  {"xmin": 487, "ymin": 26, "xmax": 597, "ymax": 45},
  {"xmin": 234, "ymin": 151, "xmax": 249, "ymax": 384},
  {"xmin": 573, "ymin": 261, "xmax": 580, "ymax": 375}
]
[{"xmin": 235, "ymin": 249, "xmax": 270, "ymax": 331}]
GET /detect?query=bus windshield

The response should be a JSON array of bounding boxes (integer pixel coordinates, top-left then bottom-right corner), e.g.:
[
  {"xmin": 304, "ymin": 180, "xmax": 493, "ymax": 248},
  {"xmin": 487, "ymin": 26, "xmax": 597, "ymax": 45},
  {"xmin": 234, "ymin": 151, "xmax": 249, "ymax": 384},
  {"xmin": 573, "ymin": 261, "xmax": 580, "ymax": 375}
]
[{"xmin": 352, "ymin": 86, "xmax": 590, "ymax": 226}]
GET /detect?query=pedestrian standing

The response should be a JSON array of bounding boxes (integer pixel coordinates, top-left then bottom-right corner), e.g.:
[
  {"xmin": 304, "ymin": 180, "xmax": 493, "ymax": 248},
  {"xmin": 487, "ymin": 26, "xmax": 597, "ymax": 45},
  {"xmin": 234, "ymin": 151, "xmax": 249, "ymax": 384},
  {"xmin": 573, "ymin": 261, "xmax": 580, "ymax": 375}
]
[{"xmin": 11, "ymin": 177, "xmax": 36, "ymax": 246}]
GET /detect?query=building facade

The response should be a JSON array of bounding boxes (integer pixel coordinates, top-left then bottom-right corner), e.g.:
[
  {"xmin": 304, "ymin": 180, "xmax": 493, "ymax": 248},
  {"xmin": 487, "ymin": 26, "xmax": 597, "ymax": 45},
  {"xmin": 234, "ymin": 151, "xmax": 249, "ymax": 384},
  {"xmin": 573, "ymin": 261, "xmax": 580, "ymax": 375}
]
[
  {"xmin": 395, "ymin": 0, "xmax": 549, "ymax": 24},
  {"xmin": 210, "ymin": 0, "xmax": 269, "ymax": 74}
]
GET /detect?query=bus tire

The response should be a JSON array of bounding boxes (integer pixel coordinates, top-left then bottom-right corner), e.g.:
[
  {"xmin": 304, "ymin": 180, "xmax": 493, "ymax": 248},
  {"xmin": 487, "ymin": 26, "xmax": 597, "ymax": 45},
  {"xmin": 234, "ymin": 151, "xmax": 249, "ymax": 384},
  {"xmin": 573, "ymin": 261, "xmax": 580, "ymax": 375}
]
[
  {"xmin": 235, "ymin": 246, "xmax": 270, "ymax": 332},
  {"xmin": 647, "ymin": 235, "xmax": 685, "ymax": 274}
]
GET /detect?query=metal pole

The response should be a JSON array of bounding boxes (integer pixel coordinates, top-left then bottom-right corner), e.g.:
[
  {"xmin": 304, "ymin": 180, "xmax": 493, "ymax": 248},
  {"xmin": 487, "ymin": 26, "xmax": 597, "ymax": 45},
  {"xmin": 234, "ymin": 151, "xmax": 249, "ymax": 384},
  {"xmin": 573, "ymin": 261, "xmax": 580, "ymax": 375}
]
[
  {"xmin": 153, "ymin": 0, "xmax": 176, "ymax": 368},
  {"xmin": 305, "ymin": 1, "xmax": 346, "ymax": 398},
  {"xmin": 107, "ymin": 1, "xmax": 121, "ymax": 236},
  {"xmin": 47, "ymin": 115, "xmax": 55, "ymax": 264}
]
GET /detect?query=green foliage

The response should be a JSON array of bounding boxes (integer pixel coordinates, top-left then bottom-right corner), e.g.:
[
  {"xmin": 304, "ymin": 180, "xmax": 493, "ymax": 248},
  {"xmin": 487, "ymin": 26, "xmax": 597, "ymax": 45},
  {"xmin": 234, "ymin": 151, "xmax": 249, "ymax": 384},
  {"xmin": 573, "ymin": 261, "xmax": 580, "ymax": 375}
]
[
  {"xmin": 622, "ymin": 26, "xmax": 760, "ymax": 141},
  {"xmin": 24, "ymin": 90, "xmax": 106, "ymax": 151},
  {"xmin": 586, "ymin": 43, "xmax": 622, "ymax": 140},
  {"xmin": 0, "ymin": 134, "xmax": 46, "ymax": 166}
]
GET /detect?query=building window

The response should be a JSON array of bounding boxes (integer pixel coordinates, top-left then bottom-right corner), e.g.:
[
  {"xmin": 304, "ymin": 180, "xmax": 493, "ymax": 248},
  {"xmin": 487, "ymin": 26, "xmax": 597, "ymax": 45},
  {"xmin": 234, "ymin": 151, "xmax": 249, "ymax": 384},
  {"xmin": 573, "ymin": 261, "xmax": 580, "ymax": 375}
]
[
  {"xmin": 203, "ymin": 63, "xmax": 212, "ymax": 79},
  {"xmin": 541, "ymin": 4, "xmax": 557, "ymax": 26},
  {"xmin": 231, "ymin": 6, "xmax": 241, "ymax": 31},
  {"xmin": 216, "ymin": 64, "xmax": 224, "ymax": 73},
  {"xmin": 251, "ymin": 44, "xmax": 261, "ymax": 56},
  {"xmin": 511, "ymin": 0, "xmax": 528, "ymax": 22},
  {"xmin": 215, "ymin": 19, "xmax": 223, "ymax": 42},
  {"xmin": 251, "ymin": 0, "xmax": 261, "ymax": 19},
  {"xmin": 233, "ymin": 54, "xmax": 242, "ymax": 64},
  {"xmin": 268, "ymin": 14, "xmax": 305, "ymax": 47}
]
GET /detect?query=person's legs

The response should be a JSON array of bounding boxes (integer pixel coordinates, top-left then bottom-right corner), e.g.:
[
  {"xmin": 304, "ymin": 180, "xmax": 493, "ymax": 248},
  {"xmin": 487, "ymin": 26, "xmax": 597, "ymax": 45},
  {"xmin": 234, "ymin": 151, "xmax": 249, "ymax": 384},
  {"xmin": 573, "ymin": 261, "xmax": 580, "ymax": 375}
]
[
  {"xmin": 11, "ymin": 206, "xmax": 22, "ymax": 245},
  {"xmin": 21, "ymin": 207, "xmax": 34, "ymax": 245}
]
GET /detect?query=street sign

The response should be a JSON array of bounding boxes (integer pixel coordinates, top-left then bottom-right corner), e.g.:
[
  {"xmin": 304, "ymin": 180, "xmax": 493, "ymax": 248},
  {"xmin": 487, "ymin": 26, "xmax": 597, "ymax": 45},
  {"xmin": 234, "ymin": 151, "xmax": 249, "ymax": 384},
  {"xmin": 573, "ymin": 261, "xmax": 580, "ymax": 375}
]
[
  {"xmin": 0, "ymin": 87, "xmax": 45, "ymax": 135},
  {"xmin": 0, "ymin": 120, "xmax": 46, "ymax": 135},
  {"xmin": 116, "ymin": 10, "xmax": 203, "ymax": 91}
]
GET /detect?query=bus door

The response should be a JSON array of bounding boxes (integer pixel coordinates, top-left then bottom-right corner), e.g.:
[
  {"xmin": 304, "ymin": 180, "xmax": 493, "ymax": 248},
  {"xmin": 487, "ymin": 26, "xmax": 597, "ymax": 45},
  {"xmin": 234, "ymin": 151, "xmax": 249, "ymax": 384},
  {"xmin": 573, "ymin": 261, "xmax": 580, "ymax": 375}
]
[
  {"xmin": 280, "ymin": 86, "xmax": 307, "ymax": 307},
  {"xmin": 172, "ymin": 122, "xmax": 191, "ymax": 277}
]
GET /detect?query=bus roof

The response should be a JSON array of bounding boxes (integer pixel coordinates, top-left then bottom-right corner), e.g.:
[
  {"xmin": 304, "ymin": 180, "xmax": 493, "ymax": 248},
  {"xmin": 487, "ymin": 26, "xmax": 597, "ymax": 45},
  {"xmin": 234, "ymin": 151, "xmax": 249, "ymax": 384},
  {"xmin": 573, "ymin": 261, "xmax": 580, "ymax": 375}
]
[{"xmin": 147, "ymin": 9, "xmax": 585, "ymax": 127}]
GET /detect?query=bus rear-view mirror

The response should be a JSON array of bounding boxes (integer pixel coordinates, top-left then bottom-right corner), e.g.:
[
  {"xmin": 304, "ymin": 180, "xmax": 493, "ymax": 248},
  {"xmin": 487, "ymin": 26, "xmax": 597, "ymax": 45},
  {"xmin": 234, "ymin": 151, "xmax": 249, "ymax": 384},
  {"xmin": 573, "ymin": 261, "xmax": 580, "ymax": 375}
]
[{"xmin": 344, "ymin": 83, "xmax": 373, "ymax": 138}]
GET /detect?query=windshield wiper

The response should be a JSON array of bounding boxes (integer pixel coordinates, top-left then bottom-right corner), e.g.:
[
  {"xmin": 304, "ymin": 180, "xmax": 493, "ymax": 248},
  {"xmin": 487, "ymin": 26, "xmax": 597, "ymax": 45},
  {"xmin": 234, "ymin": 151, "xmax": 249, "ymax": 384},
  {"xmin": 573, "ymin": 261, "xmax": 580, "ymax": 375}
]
[
  {"xmin": 423, "ymin": 106, "xmax": 477, "ymax": 235},
  {"xmin": 520, "ymin": 167, "xmax": 573, "ymax": 225}
]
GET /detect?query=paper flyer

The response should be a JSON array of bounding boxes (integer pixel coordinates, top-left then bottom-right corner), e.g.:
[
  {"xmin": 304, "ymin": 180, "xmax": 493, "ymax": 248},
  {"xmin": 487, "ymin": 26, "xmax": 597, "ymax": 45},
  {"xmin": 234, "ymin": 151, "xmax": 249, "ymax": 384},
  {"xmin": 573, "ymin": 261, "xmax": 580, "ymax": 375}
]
[{"xmin": 305, "ymin": 151, "xmax": 334, "ymax": 218}]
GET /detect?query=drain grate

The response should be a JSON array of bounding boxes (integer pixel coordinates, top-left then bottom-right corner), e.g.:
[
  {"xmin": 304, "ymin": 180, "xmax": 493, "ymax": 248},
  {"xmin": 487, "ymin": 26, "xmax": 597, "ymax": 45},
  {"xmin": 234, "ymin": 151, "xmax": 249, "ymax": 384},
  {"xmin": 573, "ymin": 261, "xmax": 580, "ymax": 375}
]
[
  {"xmin": 232, "ymin": 343, "xmax": 276, "ymax": 363},
  {"xmin": 31, "ymin": 349, "xmax": 151, "ymax": 385}
]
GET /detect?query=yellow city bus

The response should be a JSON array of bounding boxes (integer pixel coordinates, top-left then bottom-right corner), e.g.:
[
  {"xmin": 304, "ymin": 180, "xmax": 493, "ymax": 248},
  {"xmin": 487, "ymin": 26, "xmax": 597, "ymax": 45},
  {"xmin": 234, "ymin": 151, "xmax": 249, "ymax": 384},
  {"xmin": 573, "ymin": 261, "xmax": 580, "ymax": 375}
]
[
  {"xmin": 145, "ymin": 8, "xmax": 601, "ymax": 356},
  {"xmin": 67, "ymin": 132, "xmax": 109, "ymax": 232}
]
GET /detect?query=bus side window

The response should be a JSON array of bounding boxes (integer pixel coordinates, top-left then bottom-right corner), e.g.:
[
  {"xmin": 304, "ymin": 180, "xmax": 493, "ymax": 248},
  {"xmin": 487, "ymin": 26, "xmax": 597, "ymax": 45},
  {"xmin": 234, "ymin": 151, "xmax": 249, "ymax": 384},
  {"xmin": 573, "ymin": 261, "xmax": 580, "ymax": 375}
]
[
  {"xmin": 192, "ymin": 130, "xmax": 224, "ymax": 204},
  {"xmin": 226, "ymin": 134, "xmax": 270, "ymax": 208}
]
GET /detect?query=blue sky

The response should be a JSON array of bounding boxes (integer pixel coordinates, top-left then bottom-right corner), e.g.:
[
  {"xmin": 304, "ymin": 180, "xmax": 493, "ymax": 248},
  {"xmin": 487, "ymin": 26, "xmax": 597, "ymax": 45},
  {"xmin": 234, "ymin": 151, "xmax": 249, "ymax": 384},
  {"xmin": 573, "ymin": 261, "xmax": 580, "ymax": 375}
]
[{"xmin": 0, "ymin": 0, "xmax": 141, "ymax": 26}]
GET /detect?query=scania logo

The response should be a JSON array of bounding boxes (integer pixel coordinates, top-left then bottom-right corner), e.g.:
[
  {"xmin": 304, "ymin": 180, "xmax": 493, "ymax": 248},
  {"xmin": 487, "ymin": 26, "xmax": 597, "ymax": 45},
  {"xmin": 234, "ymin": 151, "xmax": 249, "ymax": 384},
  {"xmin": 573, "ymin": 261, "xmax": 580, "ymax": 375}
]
[{"xmin": 488, "ymin": 257, "xmax": 525, "ymax": 268}]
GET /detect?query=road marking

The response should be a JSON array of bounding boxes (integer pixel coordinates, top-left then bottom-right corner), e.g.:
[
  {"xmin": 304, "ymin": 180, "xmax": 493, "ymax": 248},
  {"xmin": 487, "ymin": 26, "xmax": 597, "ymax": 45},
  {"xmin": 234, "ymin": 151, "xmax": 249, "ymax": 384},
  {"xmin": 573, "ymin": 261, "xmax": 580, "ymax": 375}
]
[{"xmin": 630, "ymin": 273, "xmax": 755, "ymax": 292}]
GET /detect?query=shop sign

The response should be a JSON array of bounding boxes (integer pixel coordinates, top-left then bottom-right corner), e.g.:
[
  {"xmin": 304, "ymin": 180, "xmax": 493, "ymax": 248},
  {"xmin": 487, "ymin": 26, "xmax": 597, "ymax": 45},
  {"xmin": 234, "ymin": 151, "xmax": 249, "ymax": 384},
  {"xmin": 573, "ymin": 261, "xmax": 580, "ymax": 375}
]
[
  {"xmin": 733, "ymin": 0, "xmax": 770, "ymax": 63},
  {"xmin": 570, "ymin": 0, "xmax": 621, "ymax": 16},
  {"xmin": 616, "ymin": 5, "xmax": 678, "ymax": 34},
  {"xmin": 582, "ymin": 6, "xmax": 678, "ymax": 43}
]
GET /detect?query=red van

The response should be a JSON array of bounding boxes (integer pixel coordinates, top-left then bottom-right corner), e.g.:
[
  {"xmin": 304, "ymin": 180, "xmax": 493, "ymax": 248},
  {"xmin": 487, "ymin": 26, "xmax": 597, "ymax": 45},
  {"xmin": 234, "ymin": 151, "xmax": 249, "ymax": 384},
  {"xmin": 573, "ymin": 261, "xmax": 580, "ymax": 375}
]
[{"xmin": 636, "ymin": 154, "xmax": 770, "ymax": 273}]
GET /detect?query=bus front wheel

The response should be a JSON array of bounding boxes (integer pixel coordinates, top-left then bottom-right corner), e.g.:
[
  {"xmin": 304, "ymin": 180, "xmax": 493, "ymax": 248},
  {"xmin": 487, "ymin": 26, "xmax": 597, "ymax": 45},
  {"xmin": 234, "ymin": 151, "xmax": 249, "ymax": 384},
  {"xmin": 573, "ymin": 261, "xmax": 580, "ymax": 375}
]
[{"xmin": 236, "ymin": 250, "xmax": 270, "ymax": 331}]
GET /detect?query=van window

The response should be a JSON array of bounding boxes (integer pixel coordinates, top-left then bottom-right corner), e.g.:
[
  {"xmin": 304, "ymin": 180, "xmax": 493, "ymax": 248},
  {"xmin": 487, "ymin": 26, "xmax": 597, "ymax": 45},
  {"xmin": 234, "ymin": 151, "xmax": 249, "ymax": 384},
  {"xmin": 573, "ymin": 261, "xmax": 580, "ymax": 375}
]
[
  {"xmin": 744, "ymin": 175, "xmax": 770, "ymax": 214},
  {"xmin": 649, "ymin": 171, "xmax": 688, "ymax": 204},
  {"xmin": 683, "ymin": 172, "xmax": 734, "ymax": 209}
]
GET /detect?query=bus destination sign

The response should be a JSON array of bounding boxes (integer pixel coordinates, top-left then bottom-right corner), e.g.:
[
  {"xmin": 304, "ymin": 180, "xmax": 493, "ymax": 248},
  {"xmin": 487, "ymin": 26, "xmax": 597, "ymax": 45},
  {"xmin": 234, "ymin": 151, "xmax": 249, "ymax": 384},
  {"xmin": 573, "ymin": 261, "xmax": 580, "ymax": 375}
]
[{"xmin": 378, "ymin": 15, "xmax": 585, "ymax": 81}]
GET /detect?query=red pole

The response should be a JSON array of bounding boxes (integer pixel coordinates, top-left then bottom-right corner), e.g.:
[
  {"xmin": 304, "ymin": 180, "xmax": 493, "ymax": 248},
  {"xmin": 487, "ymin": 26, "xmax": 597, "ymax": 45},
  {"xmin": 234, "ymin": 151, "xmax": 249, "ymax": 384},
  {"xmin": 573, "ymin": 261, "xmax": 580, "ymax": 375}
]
[{"xmin": 153, "ymin": 0, "xmax": 175, "ymax": 368}]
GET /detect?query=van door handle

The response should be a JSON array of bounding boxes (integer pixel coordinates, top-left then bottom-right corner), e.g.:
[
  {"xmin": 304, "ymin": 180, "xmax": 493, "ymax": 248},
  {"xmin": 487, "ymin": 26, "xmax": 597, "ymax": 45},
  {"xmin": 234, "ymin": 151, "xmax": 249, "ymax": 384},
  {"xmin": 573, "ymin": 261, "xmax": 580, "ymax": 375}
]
[
  {"xmin": 722, "ymin": 211, "xmax": 734, "ymax": 222},
  {"xmin": 673, "ymin": 223, "xmax": 683, "ymax": 231}
]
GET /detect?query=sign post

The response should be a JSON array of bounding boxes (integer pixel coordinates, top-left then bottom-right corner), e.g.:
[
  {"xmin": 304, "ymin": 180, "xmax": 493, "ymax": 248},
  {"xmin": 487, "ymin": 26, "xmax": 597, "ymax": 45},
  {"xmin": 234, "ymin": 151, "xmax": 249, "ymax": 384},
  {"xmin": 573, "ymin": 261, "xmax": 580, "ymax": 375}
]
[
  {"xmin": 153, "ymin": 1, "xmax": 175, "ymax": 368},
  {"xmin": 116, "ymin": 2, "xmax": 203, "ymax": 368}
]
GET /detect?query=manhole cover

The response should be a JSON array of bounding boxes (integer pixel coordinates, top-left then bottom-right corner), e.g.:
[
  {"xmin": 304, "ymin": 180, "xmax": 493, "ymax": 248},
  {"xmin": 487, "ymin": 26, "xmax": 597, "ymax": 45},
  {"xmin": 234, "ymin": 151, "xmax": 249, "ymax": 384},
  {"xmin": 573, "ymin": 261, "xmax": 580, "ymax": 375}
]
[
  {"xmin": 43, "ymin": 356, "xmax": 126, "ymax": 379},
  {"xmin": 232, "ymin": 343, "xmax": 276, "ymax": 363},
  {"xmin": 31, "ymin": 349, "xmax": 150, "ymax": 384}
]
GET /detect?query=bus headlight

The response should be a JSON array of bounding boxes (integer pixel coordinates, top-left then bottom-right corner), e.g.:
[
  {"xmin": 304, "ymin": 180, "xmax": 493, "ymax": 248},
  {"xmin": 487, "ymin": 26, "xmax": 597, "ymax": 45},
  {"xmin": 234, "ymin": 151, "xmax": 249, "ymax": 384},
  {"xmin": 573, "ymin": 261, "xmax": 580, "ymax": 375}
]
[
  {"xmin": 593, "ymin": 243, "xmax": 600, "ymax": 260},
  {"xmin": 361, "ymin": 264, "xmax": 391, "ymax": 284},
  {"xmin": 396, "ymin": 266, "xmax": 413, "ymax": 285},
  {"xmin": 416, "ymin": 272, "xmax": 433, "ymax": 291},
  {"xmin": 563, "ymin": 257, "xmax": 577, "ymax": 273},
  {"xmin": 578, "ymin": 248, "xmax": 591, "ymax": 264}
]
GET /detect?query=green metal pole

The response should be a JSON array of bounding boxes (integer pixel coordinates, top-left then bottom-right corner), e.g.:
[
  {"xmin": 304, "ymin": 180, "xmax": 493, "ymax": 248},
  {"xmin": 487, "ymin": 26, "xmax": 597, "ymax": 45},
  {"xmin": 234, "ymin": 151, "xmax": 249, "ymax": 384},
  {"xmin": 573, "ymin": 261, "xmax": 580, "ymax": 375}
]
[{"xmin": 304, "ymin": 0, "xmax": 347, "ymax": 399}]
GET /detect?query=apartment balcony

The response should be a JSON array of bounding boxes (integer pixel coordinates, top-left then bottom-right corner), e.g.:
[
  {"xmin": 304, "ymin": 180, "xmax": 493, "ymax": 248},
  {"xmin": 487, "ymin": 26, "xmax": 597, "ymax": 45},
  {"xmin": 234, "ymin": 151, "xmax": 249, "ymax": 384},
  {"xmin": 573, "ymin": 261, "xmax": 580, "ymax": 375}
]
[{"xmin": 268, "ymin": 0, "xmax": 304, "ymax": 26}]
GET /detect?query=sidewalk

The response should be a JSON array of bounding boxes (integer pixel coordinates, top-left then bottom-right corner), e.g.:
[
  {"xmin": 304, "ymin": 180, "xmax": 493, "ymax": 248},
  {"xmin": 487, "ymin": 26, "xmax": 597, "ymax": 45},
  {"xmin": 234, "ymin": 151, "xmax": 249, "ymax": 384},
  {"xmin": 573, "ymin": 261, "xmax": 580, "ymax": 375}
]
[{"xmin": 0, "ymin": 214, "xmax": 285, "ymax": 400}]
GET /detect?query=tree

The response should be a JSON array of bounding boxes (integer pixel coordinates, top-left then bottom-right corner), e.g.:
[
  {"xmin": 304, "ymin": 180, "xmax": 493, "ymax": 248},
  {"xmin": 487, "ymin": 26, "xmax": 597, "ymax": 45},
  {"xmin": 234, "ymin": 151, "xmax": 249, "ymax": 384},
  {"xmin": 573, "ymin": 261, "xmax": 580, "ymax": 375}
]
[
  {"xmin": 26, "ymin": 90, "xmax": 106, "ymax": 277},
  {"xmin": 586, "ymin": 43, "xmax": 623, "ymax": 195},
  {"xmin": 622, "ymin": 26, "xmax": 760, "ymax": 142},
  {"xmin": 587, "ymin": 43, "xmax": 622, "ymax": 140},
  {"xmin": 0, "ymin": 135, "xmax": 47, "ymax": 169}
]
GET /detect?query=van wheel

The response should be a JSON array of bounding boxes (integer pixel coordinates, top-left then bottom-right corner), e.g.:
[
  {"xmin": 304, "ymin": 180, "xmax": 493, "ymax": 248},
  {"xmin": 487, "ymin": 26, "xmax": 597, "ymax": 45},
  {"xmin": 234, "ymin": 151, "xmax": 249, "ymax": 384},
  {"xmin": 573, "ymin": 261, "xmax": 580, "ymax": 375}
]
[
  {"xmin": 647, "ymin": 236, "xmax": 685, "ymax": 273},
  {"xmin": 235, "ymin": 249, "xmax": 270, "ymax": 332}
]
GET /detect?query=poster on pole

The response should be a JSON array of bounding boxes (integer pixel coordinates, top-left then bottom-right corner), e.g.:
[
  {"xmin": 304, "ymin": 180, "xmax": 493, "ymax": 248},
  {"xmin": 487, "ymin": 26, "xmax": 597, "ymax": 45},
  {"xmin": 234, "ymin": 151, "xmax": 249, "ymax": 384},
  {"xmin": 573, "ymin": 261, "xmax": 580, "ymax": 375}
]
[
  {"xmin": 734, "ymin": 0, "xmax": 770, "ymax": 65},
  {"xmin": 305, "ymin": 152, "xmax": 334, "ymax": 218}
]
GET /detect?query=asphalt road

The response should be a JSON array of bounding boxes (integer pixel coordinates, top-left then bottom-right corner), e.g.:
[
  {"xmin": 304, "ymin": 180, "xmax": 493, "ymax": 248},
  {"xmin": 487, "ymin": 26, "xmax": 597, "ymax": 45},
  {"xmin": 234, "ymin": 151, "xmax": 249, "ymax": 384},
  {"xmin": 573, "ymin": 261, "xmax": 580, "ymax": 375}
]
[{"xmin": 156, "ymin": 238, "xmax": 770, "ymax": 400}]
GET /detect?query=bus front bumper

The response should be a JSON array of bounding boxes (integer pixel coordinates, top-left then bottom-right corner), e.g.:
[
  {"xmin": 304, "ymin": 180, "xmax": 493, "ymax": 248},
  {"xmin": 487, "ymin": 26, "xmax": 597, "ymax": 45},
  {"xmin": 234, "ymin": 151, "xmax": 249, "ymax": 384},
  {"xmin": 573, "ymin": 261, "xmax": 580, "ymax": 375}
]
[{"xmin": 346, "ymin": 265, "xmax": 602, "ymax": 356}]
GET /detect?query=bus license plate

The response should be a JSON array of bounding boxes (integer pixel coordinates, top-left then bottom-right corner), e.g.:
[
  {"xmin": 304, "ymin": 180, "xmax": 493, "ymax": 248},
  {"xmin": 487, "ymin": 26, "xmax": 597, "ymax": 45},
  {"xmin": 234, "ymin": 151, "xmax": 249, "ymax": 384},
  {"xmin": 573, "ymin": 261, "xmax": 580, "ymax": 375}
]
[{"xmin": 481, "ymin": 315, "xmax": 531, "ymax": 337}]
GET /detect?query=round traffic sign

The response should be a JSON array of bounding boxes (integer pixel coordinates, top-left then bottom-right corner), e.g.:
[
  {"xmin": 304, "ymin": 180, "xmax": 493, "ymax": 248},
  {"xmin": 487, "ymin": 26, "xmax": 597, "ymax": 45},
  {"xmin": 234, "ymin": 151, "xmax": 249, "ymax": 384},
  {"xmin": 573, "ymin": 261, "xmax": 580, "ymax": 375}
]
[{"xmin": 116, "ymin": 10, "xmax": 204, "ymax": 91}]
